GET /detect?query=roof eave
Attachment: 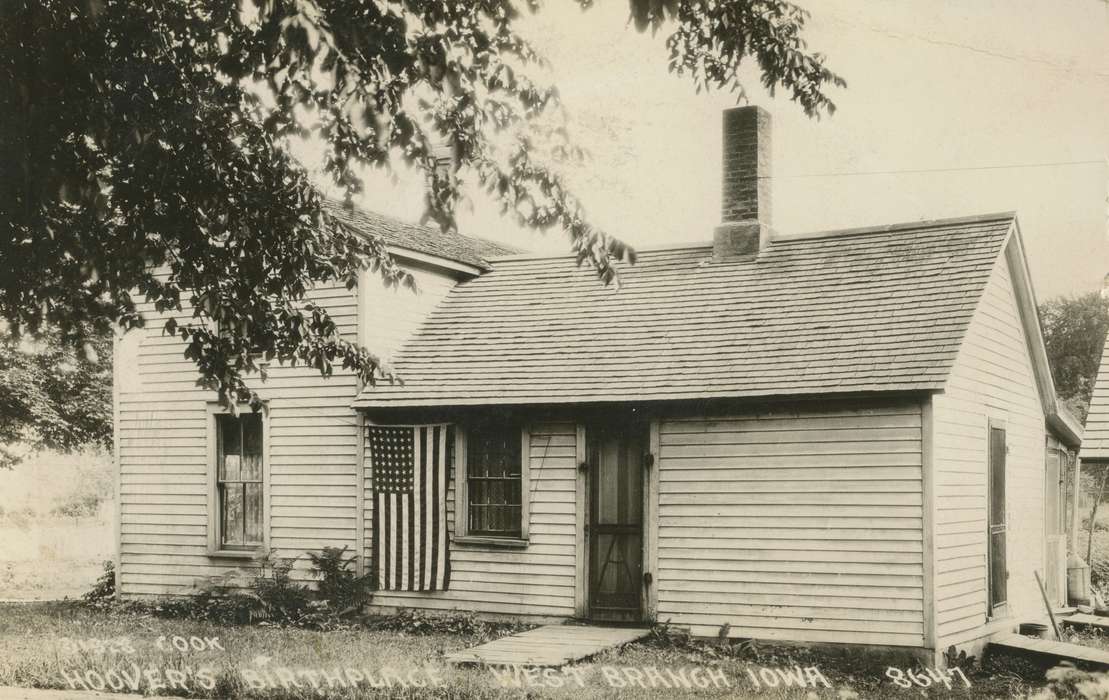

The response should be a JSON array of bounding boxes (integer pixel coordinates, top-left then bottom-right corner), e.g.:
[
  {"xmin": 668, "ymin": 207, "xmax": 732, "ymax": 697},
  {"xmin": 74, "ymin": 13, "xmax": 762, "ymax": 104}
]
[
  {"xmin": 386, "ymin": 245, "xmax": 487, "ymax": 276},
  {"xmin": 351, "ymin": 386, "xmax": 944, "ymax": 411},
  {"xmin": 1001, "ymin": 218, "xmax": 1081, "ymax": 448},
  {"xmin": 1084, "ymin": 451, "xmax": 1109, "ymax": 464},
  {"xmin": 1048, "ymin": 409, "xmax": 1084, "ymax": 449}
]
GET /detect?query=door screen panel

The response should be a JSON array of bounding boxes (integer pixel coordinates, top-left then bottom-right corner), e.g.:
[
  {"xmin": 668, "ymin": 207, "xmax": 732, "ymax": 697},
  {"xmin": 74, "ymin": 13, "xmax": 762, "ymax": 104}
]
[{"xmin": 589, "ymin": 424, "xmax": 645, "ymax": 621}]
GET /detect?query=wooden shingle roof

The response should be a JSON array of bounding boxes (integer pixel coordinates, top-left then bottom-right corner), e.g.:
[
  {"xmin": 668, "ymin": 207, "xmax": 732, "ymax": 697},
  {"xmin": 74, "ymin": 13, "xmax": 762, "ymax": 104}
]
[
  {"xmin": 1082, "ymin": 333, "xmax": 1109, "ymax": 462},
  {"xmin": 353, "ymin": 213, "xmax": 1016, "ymax": 408},
  {"xmin": 324, "ymin": 200, "xmax": 520, "ymax": 270}
]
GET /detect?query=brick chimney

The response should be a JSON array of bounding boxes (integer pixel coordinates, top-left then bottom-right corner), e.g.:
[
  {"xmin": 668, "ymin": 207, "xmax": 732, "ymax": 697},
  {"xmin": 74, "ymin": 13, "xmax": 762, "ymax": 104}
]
[{"xmin": 713, "ymin": 106, "xmax": 773, "ymax": 260}]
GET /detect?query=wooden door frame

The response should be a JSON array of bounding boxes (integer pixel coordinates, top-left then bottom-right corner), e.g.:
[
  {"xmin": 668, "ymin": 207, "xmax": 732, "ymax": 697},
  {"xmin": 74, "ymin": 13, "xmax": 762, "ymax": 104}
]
[
  {"xmin": 574, "ymin": 420, "xmax": 653, "ymax": 623},
  {"xmin": 575, "ymin": 423, "xmax": 588, "ymax": 618},
  {"xmin": 644, "ymin": 419, "xmax": 660, "ymax": 622},
  {"xmin": 1044, "ymin": 444, "xmax": 1068, "ymax": 607}
]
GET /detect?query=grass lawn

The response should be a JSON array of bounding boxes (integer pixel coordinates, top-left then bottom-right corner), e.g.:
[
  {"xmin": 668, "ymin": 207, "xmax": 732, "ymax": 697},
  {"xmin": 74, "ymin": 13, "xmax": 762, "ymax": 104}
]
[
  {"xmin": 0, "ymin": 514, "xmax": 112, "ymax": 601},
  {"xmin": 0, "ymin": 602, "xmax": 1069, "ymax": 699},
  {"xmin": 1064, "ymin": 624, "xmax": 1109, "ymax": 652},
  {"xmin": 0, "ymin": 448, "xmax": 115, "ymax": 601}
]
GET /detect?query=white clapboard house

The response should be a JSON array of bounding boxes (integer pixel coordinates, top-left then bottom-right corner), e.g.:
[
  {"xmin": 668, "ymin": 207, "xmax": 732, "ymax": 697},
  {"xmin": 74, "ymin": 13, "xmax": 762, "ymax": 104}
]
[{"xmin": 115, "ymin": 106, "xmax": 1083, "ymax": 663}]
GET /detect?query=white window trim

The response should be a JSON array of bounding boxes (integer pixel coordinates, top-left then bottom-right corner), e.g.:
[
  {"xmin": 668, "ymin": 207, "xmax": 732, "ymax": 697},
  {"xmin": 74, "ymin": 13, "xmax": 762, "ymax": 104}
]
[
  {"xmin": 452, "ymin": 424, "xmax": 530, "ymax": 548},
  {"xmin": 206, "ymin": 401, "xmax": 270, "ymax": 559}
]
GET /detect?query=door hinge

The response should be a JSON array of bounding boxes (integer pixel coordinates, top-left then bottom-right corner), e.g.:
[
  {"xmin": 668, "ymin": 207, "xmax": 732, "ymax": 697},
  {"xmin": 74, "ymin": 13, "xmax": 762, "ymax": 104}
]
[
  {"xmin": 643, "ymin": 452, "xmax": 655, "ymax": 469},
  {"xmin": 578, "ymin": 460, "xmax": 589, "ymax": 473},
  {"xmin": 643, "ymin": 571, "xmax": 653, "ymax": 586}
]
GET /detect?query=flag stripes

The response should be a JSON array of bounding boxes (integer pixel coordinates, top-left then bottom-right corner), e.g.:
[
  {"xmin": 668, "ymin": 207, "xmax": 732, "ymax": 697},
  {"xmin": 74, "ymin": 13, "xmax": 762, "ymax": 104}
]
[{"xmin": 368, "ymin": 424, "xmax": 450, "ymax": 591}]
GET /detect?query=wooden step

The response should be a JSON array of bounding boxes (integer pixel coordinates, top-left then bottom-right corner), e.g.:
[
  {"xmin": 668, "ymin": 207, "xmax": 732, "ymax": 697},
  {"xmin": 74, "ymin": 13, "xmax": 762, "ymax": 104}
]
[
  {"xmin": 446, "ymin": 624, "xmax": 650, "ymax": 667},
  {"xmin": 991, "ymin": 633, "xmax": 1109, "ymax": 669}
]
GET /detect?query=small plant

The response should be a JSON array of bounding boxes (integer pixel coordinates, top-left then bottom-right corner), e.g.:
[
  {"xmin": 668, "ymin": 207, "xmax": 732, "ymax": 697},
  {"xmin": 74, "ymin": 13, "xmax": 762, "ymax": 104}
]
[
  {"xmin": 717, "ymin": 621, "xmax": 732, "ymax": 643},
  {"xmin": 647, "ymin": 618, "xmax": 693, "ymax": 649},
  {"xmin": 306, "ymin": 545, "xmax": 372, "ymax": 615},
  {"xmin": 943, "ymin": 644, "xmax": 977, "ymax": 670},
  {"xmin": 81, "ymin": 560, "xmax": 116, "ymax": 609},
  {"xmin": 245, "ymin": 551, "xmax": 311, "ymax": 624}
]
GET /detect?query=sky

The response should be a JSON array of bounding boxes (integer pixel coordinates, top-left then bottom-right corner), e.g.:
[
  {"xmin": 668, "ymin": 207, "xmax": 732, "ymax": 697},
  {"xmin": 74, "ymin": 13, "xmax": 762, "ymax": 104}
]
[{"xmin": 349, "ymin": 0, "xmax": 1109, "ymax": 301}]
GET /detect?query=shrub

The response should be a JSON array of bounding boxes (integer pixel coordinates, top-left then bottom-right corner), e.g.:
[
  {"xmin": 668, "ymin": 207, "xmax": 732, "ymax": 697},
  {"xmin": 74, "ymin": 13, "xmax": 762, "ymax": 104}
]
[
  {"xmin": 365, "ymin": 608, "xmax": 518, "ymax": 641},
  {"xmin": 52, "ymin": 493, "xmax": 101, "ymax": 520},
  {"xmin": 8, "ymin": 506, "xmax": 35, "ymax": 529},
  {"xmin": 306, "ymin": 545, "xmax": 371, "ymax": 615},
  {"xmin": 148, "ymin": 551, "xmax": 311, "ymax": 626},
  {"xmin": 244, "ymin": 551, "xmax": 311, "ymax": 624},
  {"xmin": 82, "ymin": 560, "xmax": 116, "ymax": 609}
]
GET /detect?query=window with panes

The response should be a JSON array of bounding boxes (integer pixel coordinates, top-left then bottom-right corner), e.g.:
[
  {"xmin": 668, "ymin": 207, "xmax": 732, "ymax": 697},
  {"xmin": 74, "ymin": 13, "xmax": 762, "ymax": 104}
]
[
  {"xmin": 216, "ymin": 413, "xmax": 264, "ymax": 549},
  {"xmin": 466, "ymin": 424, "xmax": 522, "ymax": 537}
]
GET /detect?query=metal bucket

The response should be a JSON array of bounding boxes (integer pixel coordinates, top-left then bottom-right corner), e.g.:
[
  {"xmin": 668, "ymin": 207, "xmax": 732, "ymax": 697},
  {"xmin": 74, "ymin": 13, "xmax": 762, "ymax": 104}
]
[{"xmin": 1068, "ymin": 563, "xmax": 1091, "ymax": 606}]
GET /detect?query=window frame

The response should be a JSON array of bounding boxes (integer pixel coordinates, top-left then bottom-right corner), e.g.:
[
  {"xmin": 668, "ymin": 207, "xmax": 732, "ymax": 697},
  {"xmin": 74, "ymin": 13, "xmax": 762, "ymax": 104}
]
[
  {"xmin": 213, "ymin": 319, "xmax": 270, "ymax": 365},
  {"xmin": 453, "ymin": 423, "xmax": 530, "ymax": 548},
  {"xmin": 206, "ymin": 402, "xmax": 270, "ymax": 558}
]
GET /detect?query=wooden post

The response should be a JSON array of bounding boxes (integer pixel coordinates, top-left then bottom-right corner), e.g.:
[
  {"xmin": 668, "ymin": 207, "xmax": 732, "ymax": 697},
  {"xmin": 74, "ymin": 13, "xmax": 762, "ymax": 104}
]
[
  {"xmin": 1088, "ymin": 465, "xmax": 1108, "ymax": 565},
  {"xmin": 1072, "ymin": 456, "xmax": 1083, "ymax": 554},
  {"xmin": 111, "ymin": 330, "xmax": 123, "ymax": 599},
  {"xmin": 1035, "ymin": 570, "xmax": 1062, "ymax": 641},
  {"xmin": 354, "ymin": 412, "xmax": 365, "ymax": 577},
  {"xmin": 920, "ymin": 398, "xmax": 936, "ymax": 656},
  {"xmin": 645, "ymin": 419, "xmax": 661, "ymax": 622},
  {"xmin": 574, "ymin": 423, "xmax": 587, "ymax": 619}
]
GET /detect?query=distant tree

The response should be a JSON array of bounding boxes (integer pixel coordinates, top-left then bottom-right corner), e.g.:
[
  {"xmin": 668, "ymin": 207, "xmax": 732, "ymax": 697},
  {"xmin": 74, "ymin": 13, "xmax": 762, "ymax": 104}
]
[
  {"xmin": 0, "ymin": 326, "xmax": 112, "ymax": 468},
  {"xmin": 50, "ymin": 447, "xmax": 114, "ymax": 520},
  {"xmin": 0, "ymin": 0, "xmax": 844, "ymax": 409},
  {"xmin": 1038, "ymin": 292, "xmax": 1109, "ymax": 421}
]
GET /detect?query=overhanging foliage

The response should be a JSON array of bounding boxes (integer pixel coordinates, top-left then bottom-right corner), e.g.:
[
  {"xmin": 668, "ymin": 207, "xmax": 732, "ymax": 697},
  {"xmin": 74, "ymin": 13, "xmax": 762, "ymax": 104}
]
[{"xmin": 0, "ymin": 0, "xmax": 843, "ymax": 408}]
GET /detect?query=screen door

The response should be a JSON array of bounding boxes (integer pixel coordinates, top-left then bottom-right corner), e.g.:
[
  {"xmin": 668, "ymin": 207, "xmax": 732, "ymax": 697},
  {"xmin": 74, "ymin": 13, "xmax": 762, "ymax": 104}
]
[{"xmin": 587, "ymin": 422, "xmax": 646, "ymax": 622}]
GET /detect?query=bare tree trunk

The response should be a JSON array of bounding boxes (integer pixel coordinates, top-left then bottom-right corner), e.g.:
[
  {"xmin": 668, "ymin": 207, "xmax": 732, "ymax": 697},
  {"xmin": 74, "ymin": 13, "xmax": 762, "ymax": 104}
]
[{"xmin": 1088, "ymin": 467, "xmax": 1109, "ymax": 565}]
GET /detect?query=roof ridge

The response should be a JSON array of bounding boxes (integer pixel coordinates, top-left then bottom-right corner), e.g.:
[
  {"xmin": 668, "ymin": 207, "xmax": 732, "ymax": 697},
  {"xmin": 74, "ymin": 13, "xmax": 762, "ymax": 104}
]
[
  {"xmin": 323, "ymin": 198, "xmax": 520, "ymax": 252},
  {"xmin": 772, "ymin": 211, "xmax": 1017, "ymax": 245},
  {"xmin": 321, "ymin": 198, "xmax": 524, "ymax": 267},
  {"xmin": 486, "ymin": 211, "xmax": 1017, "ymax": 264}
]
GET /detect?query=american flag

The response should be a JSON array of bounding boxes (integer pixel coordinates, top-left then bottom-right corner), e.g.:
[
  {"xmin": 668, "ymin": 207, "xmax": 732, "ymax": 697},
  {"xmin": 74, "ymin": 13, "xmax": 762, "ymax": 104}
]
[{"xmin": 367, "ymin": 424, "xmax": 450, "ymax": 591}]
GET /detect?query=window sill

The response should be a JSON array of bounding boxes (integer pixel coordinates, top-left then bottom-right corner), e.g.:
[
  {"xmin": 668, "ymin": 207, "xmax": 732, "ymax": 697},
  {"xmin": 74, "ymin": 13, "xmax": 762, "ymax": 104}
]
[
  {"xmin": 208, "ymin": 549, "xmax": 264, "ymax": 560},
  {"xmin": 452, "ymin": 535, "xmax": 529, "ymax": 549}
]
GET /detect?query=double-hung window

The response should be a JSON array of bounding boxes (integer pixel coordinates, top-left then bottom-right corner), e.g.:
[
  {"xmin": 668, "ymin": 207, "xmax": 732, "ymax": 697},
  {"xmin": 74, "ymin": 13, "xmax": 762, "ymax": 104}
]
[
  {"xmin": 455, "ymin": 421, "xmax": 528, "ymax": 544},
  {"xmin": 208, "ymin": 407, "xmax": 267, "ymax": 555}
]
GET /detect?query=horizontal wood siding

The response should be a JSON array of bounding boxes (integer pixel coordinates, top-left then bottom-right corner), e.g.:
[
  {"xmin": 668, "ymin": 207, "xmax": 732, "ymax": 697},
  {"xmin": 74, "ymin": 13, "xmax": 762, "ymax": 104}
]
[
  {"xmin": 117, "ymin": 265, "xmax": 456, "ymax": 597},
  {"xmin": 655, "ymin": 401, "xmax": 926, "ymax": 647},
  {"xmin": 1083, "ymin": 331, "xmax": 1109, "ymax": 462},
  {"xmin": 363, "ymin": 423, "xmax": 577, "ymax": 618},
  {"xmin": 932, "ymin": 246, "xmax": 1047, "ymax": 648}
]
